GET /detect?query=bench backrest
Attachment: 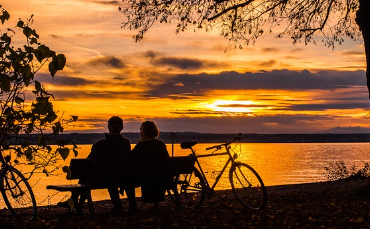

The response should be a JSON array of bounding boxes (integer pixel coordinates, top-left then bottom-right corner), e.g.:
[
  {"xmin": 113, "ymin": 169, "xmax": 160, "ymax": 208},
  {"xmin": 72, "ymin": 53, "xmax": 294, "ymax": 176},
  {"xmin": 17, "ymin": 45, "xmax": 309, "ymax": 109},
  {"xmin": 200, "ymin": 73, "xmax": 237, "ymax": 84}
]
[
  {"xmin": 69, "ymin": 158, "xmax": 96, "ymax": 181},
  {"xmin": 68, "ymin": 156, "xmax": 196, "ymax": 185},
  {"xmin": 97, "ymin": 156, "xmax": 196, "ymax": 178}
]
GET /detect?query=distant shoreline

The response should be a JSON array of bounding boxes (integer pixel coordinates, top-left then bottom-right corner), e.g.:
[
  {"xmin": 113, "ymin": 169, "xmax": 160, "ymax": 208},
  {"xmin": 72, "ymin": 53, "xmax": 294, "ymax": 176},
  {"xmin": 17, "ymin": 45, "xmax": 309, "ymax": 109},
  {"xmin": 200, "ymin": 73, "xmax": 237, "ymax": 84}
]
[{"xmin": 57, "ymin": 132, "xmax": 370, "ymax": 144}]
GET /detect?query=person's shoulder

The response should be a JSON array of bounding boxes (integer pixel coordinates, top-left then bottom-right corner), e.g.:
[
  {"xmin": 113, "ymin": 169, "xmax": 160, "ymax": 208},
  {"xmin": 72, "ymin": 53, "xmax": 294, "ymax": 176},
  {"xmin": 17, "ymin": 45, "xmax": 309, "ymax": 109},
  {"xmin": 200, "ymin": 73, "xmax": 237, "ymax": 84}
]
[
  {"xmin": 92, "ymin": 138, "xmax": 106, "ymax": 146},
  {"xmin": 121, "ymin": 137, "xmax": 130, "ymax": 143},
  {"xmin": 154, "ymin": 139, "xmax": 165, "ymax": 144},
  {"xmin": 153, "ymin": 139, "xmax": 166, "ymax": 147}
]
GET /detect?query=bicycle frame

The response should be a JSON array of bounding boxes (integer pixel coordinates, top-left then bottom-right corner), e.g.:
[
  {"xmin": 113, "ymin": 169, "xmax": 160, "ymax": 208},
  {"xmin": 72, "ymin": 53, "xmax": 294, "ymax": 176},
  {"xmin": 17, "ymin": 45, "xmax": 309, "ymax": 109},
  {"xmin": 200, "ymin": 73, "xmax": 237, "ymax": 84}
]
[{"xmin": 187, "ymin": 140, "xmax": 239, "ymax": 197}]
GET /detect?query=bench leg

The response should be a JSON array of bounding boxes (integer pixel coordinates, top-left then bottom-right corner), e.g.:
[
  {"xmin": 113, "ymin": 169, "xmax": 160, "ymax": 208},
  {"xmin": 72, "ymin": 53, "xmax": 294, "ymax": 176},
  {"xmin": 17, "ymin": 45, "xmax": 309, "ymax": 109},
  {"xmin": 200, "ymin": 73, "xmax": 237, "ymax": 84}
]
[
  {"xmin": 169, "ymin": 186, "xmax": 183, "ymax": 210},
  {"xmin": 77, "ymin": 189, "xmax": 94, "ymax": 219},
  {"xmin": 85, "ymin": 190, "xmax": 95, "ymax": 219}
]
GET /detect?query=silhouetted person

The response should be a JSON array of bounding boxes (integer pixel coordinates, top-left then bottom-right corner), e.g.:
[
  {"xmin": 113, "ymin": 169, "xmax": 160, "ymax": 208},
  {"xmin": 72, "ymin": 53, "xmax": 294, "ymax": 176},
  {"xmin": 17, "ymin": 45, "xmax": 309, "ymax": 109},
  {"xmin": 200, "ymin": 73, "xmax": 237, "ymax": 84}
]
[
  {"xmin": 58, "ymin": 116, "xmax": 135, "ymax": 213},
  {"xmin": 131, "ymin": 121, "xmax": 170, "ymax": 209},
  {"xmin": 86, "ymin": 116, "xmax": 133, "ymax": 213}
]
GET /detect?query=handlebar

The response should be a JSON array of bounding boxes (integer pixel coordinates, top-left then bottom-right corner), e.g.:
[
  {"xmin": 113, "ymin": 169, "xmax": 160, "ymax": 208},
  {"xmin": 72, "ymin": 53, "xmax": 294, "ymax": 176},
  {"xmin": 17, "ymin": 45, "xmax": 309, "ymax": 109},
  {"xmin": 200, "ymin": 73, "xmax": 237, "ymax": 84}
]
[{"xmin": 206, "ymin": 133, "xmax": 243, "ymax": 151}]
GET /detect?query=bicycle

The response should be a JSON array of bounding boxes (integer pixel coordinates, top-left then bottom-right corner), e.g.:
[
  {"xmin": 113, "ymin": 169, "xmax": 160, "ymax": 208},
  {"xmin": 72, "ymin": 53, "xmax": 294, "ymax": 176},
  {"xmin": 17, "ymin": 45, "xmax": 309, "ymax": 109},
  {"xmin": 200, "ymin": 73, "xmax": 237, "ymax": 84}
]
[
  {"xmin": 0, "ymin": 153, "xmax": 37, "ymax": 220},
  {"xmin": 168, "ymin": 134, "xmax": 267, "ymax": 210}
]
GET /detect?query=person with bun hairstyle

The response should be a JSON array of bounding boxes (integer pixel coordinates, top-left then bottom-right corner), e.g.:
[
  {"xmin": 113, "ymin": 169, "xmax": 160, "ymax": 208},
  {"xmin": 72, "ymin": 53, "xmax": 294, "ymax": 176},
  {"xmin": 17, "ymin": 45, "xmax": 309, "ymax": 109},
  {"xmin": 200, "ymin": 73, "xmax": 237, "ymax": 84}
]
[{"xmin": 131, "ymin": 121, "xmax": 170, "ymax": 209}]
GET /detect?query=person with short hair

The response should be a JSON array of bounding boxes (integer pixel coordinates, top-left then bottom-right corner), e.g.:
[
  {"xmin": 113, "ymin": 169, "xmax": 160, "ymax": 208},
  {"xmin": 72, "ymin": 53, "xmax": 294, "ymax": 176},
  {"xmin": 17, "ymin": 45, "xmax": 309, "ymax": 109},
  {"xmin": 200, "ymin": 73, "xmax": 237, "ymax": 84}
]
[
  {"xmin": 58, "ymin": 116, "xmax": 135, "ymax": 214},
  {"xmin": 86, "ymin": 116, "xmax": 133, "ymax": 213}
]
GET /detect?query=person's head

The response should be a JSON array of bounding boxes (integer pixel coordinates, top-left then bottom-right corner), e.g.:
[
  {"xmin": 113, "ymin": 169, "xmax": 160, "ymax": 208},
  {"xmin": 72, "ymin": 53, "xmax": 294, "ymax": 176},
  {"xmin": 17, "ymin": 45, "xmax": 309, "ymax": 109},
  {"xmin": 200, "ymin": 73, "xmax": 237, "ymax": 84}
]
[
  {"xmin": 140, "ymin": 121, "xmax": 159, "ymax": 139},
  {"xmin": 108, "ymin": 116, "xmax": 123, "ymax": 134}
]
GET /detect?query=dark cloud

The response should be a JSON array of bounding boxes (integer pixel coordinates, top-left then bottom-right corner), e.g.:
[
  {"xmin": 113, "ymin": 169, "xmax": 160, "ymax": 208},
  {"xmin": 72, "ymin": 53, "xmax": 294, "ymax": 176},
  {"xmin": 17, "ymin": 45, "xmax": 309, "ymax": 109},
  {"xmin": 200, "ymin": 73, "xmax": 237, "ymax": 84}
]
[
  {"xmin": 50, "ymin": 90, "xmax": 141, "ymax": 100},
  {"xmin": 147, "ymin": 69, "xmax": 367, "ymax": 97},
  {"xmin": 88, "ymin": 56, "xmax": 125, "ymax": 68},
  {"xmin": 340, "ymin": 51, "xmax": 364, "ymax": 56},
  {"xmin": 259, "ymin": 60, "xmax": 276, "ymax": 67},
  {"xmin": 143, "ymin": 114, "xmax": 333, "ymax": 134},
  {"xmin": 153, "ymin": 57, "xmax": 203, "ymax": 70},
  {"xmin": 287, "ymin": 102, "xmax": 370, "ymax": 111},
  {"xmin": 143, "ymin": 50, "xmax": 159, "ymax": 59},
  {"xmin": 49, "ymin": 34, "xmax": 63, "ymax": 39},
  {"xmin": 142, "ymin": 50, "xmax": 225, "ymax": 70},
  {"xmin": 261, "ymin": 48, "xmax": 280, "ymax": 53},
  {"xmin": 325, "ymin": 126, "xmax": 370, "ymax": 134},
  {"xmin": 36, "ymin": 74, "xmax": 92, "ymax": 86},
  {"xmin": 93, "ymin": 1, "xmax": 120, "ymax": 5},
  {"xmin": 290, "ymin": 48, "xmax": 304, "ymax": 53}
]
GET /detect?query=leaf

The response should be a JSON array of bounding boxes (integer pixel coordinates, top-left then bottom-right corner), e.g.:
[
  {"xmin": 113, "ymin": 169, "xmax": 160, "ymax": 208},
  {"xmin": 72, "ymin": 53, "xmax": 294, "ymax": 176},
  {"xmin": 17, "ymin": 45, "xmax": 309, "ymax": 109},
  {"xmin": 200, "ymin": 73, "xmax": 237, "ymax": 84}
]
[
  {"xmin": 23, "ymin": 26, "xmax": 32, "ymax": 38},
  {"xmin": 21, "ymin": 65, "xmax": 32, "ymax": 78},
  {"xmin": 16, "ymin": 20, "xmax": 24, "ymax": 28},
  {"xmin": 62, "ymin": 166, "xmax": 72, "ymax": 179},
  {"xmin": 30, "ymin": 37, "xmax": 38, "ymax": 45},
  {"xmin": 26, "ymin": 124, "xmax": 33, "ymax": 134},
  {"xmin": 24, "ymin": 73, "xmax": 32, "ymax": 86},
  {"xmin": 58, "ymin": 147, "xmax": 70, "ymax": 160},
  {"xmin": 48, "ymin": 61, "xmax": 57, "ymax": 77},
  {"xmin": 0, "ymin": 74, "xmax": 11, "ymax": 91},
  {"xmin": 24, "ymin": 148, "xmax": 33, "ymax": 161},
  {"xmin": 15, "ymin": 96, "xmax": 24, "ymax": 104},
  {"xmin": 73, "ymin": 148, "xmax": 78, "ymax": 157},
  {"xmin": 56, "ymin": 54, "xmax": 66, "ymax": 70},
  {"xmin": 38, "ymin": 45, "xmax": 51, "ymax": 58},
  {"xmin": 33, "ymin": 49, "xmax": 43, "ymax": 62},
  {"xmin": 3, "ymin": 10, "xmax": 10, "ymax": 20},
  {"xmin": 71, "ymin": 115, "xmax": 78, "ymax": 122},
  {"xmin": 35, "ymin": 80, "xmax": 42, "ymax": 91},
  {"xmin": 0, "ymin": 10, "xmax": 10, "ymax": 24}
]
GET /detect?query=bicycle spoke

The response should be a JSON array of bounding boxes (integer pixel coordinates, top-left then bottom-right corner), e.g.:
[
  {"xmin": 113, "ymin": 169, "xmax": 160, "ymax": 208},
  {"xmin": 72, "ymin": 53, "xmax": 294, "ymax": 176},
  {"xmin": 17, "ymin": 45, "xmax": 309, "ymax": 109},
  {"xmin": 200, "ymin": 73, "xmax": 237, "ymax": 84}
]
[
  {"xmin": 168, "ymin": 167, "xmax": 205, "ymax": 209},
  {"xmin": 229, "ymin": 163, "xmax": 266, "ymax": 210},
  {"xmin": 1, "ymin": 167, "xmax": 37, "ymax": 219}
]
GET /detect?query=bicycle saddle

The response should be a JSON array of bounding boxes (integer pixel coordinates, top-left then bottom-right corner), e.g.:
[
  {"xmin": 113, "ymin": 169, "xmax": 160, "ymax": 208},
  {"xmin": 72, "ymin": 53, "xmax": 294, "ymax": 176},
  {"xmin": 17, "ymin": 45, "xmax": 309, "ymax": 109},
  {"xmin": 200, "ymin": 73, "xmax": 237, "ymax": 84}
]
[{"xmin": 180, "ymin": 141, "xmax": 198, "ymax": 149}]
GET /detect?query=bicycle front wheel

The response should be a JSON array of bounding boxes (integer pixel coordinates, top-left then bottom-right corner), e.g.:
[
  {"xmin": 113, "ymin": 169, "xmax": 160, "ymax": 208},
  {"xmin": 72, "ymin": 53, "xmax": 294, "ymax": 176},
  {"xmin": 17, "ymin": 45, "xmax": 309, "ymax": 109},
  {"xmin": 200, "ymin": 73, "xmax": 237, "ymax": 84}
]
[
  {"xmin": 229, "ymin": 162, "xmax": 267, "ymax": 210},
  {"xmin": 168, "ymin": 167, "xmax": 205, "ymax": 209},
  {"xmin": 0, "ymin": 166, "xmax": 37, "ymax": 219}
]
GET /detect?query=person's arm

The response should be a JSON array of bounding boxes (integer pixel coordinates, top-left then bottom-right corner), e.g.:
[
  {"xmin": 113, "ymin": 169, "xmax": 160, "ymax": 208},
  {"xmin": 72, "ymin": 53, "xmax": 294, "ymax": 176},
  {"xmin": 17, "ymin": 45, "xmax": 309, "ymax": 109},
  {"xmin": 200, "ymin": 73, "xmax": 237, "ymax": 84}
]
[
  {"xmin": 130, "ymin": 142, "xmax": 140, "ymax": 158},
  {"xmin": 160, "ymin": 141, "xmax": 170, "ymax": 157},
  {"xmin": 87, "ymin": 143, "xmax": 98, "ymax": 159}
]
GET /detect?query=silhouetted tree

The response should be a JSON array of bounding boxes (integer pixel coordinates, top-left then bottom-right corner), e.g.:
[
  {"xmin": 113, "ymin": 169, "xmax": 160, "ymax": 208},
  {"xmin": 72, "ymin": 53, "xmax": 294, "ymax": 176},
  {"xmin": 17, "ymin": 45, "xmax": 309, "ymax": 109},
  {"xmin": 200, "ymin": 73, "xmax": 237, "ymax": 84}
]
[
  {"xmin": 0, "ymin": 7, "xmax": 78, "ymax": 177},
  {"xmin": 120, "ymin": 0, "xmax": 370, "ymax": 97}
]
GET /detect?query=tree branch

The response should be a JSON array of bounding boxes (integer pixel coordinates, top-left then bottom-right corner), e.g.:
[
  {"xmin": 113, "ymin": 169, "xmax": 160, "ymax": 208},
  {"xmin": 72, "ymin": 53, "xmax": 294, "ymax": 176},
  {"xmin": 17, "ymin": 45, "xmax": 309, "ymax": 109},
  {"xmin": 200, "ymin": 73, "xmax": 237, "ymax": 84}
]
[{"xmin": 208, "ymin": 0, "xmax": 256, "ymax": 21}]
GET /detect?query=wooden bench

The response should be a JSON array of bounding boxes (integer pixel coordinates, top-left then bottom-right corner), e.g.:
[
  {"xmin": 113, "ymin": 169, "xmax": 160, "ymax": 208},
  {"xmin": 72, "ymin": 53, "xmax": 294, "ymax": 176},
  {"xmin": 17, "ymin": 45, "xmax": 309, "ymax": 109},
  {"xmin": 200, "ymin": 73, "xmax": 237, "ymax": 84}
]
[{"xmin": 47, "ymin": 157, "xmax": 196, "ymax": 218}]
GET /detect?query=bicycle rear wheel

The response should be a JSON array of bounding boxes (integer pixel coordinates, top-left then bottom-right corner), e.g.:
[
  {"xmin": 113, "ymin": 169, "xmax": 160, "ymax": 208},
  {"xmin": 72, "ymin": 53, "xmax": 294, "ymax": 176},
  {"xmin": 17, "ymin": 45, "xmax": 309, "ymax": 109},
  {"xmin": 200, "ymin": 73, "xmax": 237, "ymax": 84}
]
[
  {"xmin": 168, "ymin": 167, "xmax": 205, "ymax": 209},
  {"xmin": 0, "ymin": 166, "xmax": 37, "ymax": 220},
  {"xmin": 229, "ymin": 162, "xmax": 267, "ymax": 210}
]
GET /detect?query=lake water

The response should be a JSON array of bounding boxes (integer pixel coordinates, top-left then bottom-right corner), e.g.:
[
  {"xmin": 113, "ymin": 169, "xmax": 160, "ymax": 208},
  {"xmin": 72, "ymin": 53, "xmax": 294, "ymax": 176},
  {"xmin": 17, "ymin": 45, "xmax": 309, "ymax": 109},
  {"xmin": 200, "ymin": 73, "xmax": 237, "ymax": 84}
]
[{"xmin": 3, "ymin": 142, "xmax": 370, "ymax": 208}]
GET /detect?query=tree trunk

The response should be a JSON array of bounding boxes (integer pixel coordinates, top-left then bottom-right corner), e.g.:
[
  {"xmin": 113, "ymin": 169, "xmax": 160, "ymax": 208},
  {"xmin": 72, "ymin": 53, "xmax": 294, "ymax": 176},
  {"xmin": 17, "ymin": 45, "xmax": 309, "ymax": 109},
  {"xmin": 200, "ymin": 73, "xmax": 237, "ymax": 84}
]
[{"xmin": 356, "ymin": 0, "xmax": 370, "ymax": 99}]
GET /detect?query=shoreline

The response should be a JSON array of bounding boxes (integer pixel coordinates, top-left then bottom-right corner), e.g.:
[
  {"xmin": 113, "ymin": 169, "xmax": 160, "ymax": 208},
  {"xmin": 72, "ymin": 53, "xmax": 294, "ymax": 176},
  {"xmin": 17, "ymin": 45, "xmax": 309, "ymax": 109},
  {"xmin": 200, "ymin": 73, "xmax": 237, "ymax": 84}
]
[
  {"xmin": 54, "ymin": 133, "xmax": 370, "ymax": 144},
  {"xmin": 1, "ymin": 178, "xmax": 370, "ymax": 228}
]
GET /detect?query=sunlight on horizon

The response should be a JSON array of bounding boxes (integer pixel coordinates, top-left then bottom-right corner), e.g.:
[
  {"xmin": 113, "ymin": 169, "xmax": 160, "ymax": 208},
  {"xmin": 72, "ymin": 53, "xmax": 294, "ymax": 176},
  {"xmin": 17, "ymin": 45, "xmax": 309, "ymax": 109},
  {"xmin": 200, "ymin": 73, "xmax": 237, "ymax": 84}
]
[{"xmin": 207, "ymin": 100, "xmax": 257, "ymax": 113}]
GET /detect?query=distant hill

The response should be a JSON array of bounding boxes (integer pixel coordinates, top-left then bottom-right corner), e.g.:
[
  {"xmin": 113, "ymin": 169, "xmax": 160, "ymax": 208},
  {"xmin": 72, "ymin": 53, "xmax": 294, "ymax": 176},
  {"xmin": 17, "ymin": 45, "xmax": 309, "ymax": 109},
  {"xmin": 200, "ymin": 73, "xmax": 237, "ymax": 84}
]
[{"xmin": 57, "ymin": 132, "xmax": 370, "ymax": 144}]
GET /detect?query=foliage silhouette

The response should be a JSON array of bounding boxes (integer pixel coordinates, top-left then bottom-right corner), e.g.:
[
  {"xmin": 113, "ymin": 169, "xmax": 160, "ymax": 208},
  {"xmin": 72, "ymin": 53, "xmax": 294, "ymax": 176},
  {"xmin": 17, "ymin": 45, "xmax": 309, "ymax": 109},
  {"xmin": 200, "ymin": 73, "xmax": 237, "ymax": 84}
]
[
  {"xmin": 119, "ymin": 0, "xmax": 370, "ymax": 97},
  {"xmin": 324, "ymin": 161, "xmax": 370, "ymax": 181},
  {"xmin": 0, "ymin": 6, "xmax": 78, "ymax": 178}
]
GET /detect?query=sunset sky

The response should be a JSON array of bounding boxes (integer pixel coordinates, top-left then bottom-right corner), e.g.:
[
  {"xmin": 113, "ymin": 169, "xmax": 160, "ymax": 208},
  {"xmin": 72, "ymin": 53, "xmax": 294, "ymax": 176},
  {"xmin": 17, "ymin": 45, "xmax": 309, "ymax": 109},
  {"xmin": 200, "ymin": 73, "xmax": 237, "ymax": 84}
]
[{"xmin": 2, "ymin": 0, "xmax": 369, "ymax": 134}]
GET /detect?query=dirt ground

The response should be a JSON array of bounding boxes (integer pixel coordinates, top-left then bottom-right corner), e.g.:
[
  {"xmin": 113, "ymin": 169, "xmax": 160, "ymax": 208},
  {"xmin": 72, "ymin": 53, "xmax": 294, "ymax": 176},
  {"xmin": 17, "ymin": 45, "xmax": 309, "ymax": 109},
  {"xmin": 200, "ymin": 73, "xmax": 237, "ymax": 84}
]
[{"xmin": 1, "ymin": 178, "xmax": 370, "ymax": 229}]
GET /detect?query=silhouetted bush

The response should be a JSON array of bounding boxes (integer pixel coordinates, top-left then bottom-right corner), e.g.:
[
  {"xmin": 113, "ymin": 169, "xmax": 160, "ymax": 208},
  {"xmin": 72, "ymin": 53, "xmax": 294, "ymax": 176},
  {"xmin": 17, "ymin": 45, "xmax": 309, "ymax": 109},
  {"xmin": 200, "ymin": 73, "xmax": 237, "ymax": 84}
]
[{"xmin": 324, "ymin": 161, "xmax": 370, "ymax": 181}]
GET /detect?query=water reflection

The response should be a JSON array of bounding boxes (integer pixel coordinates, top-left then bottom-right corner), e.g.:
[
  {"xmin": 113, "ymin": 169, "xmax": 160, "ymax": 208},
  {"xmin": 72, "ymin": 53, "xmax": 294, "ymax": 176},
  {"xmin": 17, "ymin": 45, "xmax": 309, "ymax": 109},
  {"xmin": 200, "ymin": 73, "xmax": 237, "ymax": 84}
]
[{"xmin": 6, "ymin": 142, "xmax": 370, "ymax": 208}]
